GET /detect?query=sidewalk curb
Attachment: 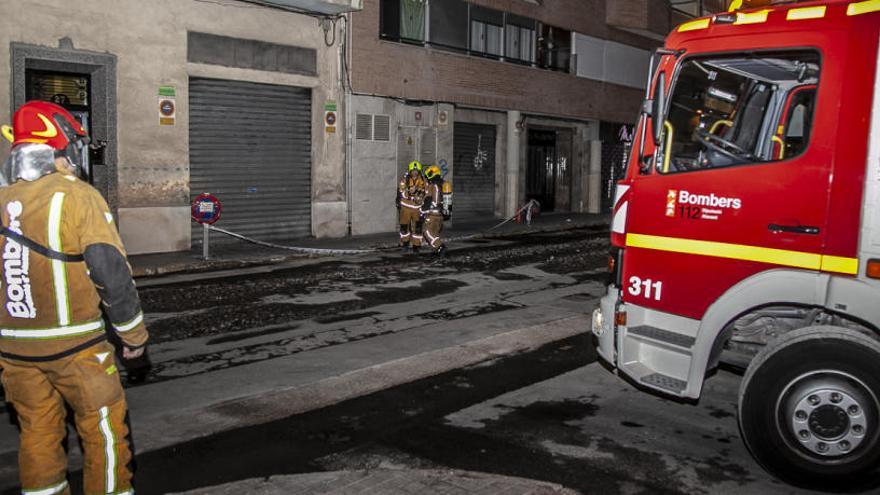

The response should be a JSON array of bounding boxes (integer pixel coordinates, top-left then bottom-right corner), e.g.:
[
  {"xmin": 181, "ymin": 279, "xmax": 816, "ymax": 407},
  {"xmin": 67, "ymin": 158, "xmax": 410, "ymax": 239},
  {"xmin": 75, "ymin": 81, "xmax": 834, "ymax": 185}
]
[
  {"xmin": 136, "ymin": 315, "xmax": 588, "ymax": 454},
  {"xmin": 131, "ymin": 219, "xmax": 606, "ymax": 279}
]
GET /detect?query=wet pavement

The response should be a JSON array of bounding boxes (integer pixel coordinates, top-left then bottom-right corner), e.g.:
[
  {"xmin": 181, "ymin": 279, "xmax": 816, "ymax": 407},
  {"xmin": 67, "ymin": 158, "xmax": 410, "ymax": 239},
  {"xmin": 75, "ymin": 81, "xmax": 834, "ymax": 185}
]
[
  {"xmin": 99, "ymin": 337, "xmax": 820, "ymax": 494},
  {"xmin": 123, "ymin": 228, "xmax": 609, "ymax": 386},
  {"xmin": 0, "ymin": 223, "xmax": 852, "ymax": 494},
  {"xmin": 0, "ymin": 226, "xmax": 609, "ymax": 493}
]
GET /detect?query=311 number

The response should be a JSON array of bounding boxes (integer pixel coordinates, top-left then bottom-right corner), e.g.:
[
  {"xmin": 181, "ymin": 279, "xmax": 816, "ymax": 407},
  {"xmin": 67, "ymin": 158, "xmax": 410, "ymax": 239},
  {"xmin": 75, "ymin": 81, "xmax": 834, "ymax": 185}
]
[{"xmin": 627, "ymin": 276, "xmax": 663, "ymax": 301}]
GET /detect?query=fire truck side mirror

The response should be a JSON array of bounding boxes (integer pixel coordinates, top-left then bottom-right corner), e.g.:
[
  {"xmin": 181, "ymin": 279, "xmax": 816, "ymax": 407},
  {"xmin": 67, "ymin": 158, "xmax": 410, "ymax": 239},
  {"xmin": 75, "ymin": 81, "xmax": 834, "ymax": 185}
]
[{"xmin": 652, "ymin": 72, "xmax": 667, "ymax": 146}]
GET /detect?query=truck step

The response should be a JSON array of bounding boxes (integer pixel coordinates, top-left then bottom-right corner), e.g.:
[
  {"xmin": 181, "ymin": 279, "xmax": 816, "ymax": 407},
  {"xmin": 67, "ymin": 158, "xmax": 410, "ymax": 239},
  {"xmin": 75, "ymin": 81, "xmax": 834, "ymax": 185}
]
[
  {"xmin": 641, "ymin": 372, "xmax": 687, "ymax": 394},
  {"xmin": 629, "ymin": 325, "xmax": 695, "ymax": 349}
]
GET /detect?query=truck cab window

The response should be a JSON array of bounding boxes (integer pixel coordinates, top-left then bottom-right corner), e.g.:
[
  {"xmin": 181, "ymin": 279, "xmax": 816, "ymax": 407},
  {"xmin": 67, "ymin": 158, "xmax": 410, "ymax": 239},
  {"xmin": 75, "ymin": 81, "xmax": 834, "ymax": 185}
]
[{"xmin": 658, "ymin": 51, "xmax": 820, "ymax": 174}]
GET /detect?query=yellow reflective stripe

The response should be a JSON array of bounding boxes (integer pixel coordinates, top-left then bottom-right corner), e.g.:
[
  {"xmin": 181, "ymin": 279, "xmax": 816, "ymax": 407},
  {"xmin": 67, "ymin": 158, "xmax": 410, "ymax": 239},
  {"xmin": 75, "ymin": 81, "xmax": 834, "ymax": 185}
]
[
  {"xmin": 625, "ymin": 233, "xmax": 858, "ymax": 275},
  {"xmin": 98, "ymin": 406, "xmax": 117, "ymax": 494},
  {"xmin": 787, "ymin": 6, "xmax": 826, "ymax": 20},
  {"xmin": 48, "ymin": 192, "xmax": 70, "ymax": 326},
  {"xmin": 22, "ymin": 480, "xmax": 69, "ymax": 495},
  {"xmin": 848, "ymin": 0, "xmax": 880, "ymax": 16},
  {"xmin": 114, "ymin": 312, "xmax": 143, "ymax": 333},
  {"xmin": 728, "ymin": 0, "xmax": 743, "ymax": 11},
  {"xmin": 821, "ymin": 255, "xmax": 859, "ymax": 275},
  {"xmin": 0, "ymin": 319, "xmax": 104, "ymax": 339},
  {"xmin": 735, "ymin": 9, "xmax": 771, "ymax": 25},
  {"xmin": 679, "ymin": 18, "xmax": 710, "ymax": 32}
]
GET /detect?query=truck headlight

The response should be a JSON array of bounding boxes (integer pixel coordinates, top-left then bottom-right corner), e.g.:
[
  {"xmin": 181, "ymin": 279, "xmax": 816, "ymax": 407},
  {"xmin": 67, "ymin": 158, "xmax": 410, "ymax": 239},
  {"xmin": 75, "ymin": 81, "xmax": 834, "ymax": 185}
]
[{"xmin": 592, "ymin": 307, "xmax": 605, "ymax": 336}]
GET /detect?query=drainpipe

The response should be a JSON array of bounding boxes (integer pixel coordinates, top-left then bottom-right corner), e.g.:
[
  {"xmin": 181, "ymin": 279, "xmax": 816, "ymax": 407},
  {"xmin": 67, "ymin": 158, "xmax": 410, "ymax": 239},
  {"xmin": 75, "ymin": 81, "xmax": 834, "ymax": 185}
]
[
  {"xmin": 506, "ymin": 110, "xmax": 522, "ymax": 218},
  {"xmin": 344, "ymin": 13, "xmax": 353, "ymax": 236}
]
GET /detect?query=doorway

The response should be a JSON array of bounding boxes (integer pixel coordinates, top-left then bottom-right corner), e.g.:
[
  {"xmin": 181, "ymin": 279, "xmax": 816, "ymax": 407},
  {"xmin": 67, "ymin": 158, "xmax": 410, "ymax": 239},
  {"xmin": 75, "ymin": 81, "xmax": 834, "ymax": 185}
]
[
  {"xmin": 24, "ymin": 69, "xmax": 96, "ymax": 182},
  {"xmin": 526, "ymin": 128, "xmax": 572, "ymax": 212},
  {"xmin": 12, "ymin": 43, "xmax": 117, "ymax": 208}
]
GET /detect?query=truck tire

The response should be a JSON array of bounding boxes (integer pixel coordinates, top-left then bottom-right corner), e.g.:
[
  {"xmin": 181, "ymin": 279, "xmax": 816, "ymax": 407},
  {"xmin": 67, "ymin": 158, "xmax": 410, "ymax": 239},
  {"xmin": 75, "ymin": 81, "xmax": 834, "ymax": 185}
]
[{"xmin": 738, "ymin": 326, "xmax": 880, "ymax": 490}]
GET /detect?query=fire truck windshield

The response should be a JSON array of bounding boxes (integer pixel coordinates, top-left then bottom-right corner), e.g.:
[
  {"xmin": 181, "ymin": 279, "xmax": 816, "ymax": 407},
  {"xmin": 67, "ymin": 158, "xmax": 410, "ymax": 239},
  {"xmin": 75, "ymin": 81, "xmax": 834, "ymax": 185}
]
[{"xmin": 657, "ymin": 50, "xmax": 820, "ymax": 174}]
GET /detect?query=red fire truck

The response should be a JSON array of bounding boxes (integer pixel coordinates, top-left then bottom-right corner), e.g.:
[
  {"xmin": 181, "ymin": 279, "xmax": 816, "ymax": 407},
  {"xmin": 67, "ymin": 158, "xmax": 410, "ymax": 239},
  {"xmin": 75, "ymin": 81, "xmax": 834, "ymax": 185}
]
[{"xmin": 592, "ymin": 0, "xmax": 880, "ymax": 487}]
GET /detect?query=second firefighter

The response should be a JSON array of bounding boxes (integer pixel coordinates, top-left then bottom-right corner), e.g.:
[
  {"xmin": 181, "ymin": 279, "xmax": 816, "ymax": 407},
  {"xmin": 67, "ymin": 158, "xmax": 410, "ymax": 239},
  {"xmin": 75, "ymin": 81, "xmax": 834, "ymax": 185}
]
[
  {"xmin": 422, "ymin": 165, "xmax": 452, "ymax": 255},
  {"xmin": 397, "ymin": 161, "xmax": 427, "ymax": 252}
]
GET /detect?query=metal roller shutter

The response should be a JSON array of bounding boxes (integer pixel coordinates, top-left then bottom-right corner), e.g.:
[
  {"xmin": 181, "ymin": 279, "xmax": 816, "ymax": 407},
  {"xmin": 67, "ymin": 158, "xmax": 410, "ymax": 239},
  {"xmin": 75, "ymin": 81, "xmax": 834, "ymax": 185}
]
[
  {"xmin": 453, "ymin": 123, "xmax": 496, "ymax": 220},
  {"xmin": 189, "ymin": 77, "xmax": 312, "ymax": 245}
]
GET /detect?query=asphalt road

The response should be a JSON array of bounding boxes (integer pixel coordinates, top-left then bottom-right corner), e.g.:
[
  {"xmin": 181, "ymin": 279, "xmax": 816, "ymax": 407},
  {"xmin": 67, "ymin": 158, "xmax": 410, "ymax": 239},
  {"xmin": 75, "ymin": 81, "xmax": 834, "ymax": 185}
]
[
  {"xmin": 0, "ymin": 227, "xmax": 849, "ymax": 494},
  {"xmin": 126, "ymin": 338, "xmax": 816, "ymax": 494}
]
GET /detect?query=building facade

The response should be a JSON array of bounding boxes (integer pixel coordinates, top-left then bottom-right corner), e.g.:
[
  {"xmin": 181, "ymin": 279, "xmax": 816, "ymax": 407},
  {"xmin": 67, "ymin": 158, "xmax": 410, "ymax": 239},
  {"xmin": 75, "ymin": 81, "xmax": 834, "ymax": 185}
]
[
  {"xmin": 1, "ymin": 0, "xmax": 714, "ymax": 253},
  {"xmin": 346, "ymin": 0, "xmax": 676, "ymax": 235},
  {"xmin": 0, "ymin": 0, "xmax": 354, "ymax": 254}
]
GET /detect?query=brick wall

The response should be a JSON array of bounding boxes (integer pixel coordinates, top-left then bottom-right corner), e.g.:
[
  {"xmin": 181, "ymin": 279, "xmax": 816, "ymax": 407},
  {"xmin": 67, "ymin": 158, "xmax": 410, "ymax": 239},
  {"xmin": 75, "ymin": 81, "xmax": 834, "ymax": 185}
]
[{"xmin": 351, "ymin": 0, "xmax": 658, "ymax": 124}]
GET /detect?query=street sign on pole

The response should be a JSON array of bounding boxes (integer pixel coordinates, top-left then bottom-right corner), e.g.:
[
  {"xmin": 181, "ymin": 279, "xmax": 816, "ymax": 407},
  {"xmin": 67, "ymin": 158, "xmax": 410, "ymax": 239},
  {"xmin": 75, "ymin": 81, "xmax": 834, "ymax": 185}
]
[{"xmin": 191, "ymin": 193, "xmax": 222, "ymax": 259}]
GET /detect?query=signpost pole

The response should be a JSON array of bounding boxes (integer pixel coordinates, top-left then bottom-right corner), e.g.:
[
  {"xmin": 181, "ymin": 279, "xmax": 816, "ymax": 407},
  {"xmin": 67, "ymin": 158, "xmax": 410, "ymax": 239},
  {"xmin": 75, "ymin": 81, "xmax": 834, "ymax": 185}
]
[{"xmin": 203, "ymin": 222, "xmax": 210, "ymax": 260}]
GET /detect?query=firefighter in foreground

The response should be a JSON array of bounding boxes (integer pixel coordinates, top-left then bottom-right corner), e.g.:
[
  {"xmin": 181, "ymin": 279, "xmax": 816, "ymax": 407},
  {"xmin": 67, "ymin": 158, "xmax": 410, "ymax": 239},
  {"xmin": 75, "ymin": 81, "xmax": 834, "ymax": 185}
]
[
  {"xmin": 421, "ymin": 165, "xmax": 452, "ymax": 256},
  {"xmin": 0, "ymin": 101, "xmax": 148, "ymax": 495},
  {"xmin": 397, "ymin": 160, "xmax": 427, "ymax": 252}
]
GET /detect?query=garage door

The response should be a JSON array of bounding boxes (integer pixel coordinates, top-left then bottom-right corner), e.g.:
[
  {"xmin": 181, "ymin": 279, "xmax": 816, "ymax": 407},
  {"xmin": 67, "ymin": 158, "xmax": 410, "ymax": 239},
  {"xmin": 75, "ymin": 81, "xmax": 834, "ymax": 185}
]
[
  {"xmin": 453, "ymin": 123, "xmax": 496, "ymax": 220},
  {"xmin": 189, "ymin": 78, "xmax": 312, "ymax": 244}
]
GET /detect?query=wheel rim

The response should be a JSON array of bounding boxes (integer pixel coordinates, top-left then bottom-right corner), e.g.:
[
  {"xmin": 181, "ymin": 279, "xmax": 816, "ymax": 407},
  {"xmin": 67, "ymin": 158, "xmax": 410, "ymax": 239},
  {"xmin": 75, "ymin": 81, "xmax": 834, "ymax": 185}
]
[{"xmin": 777, "ymin": 370, "xmax": 879, "ymax": 462}]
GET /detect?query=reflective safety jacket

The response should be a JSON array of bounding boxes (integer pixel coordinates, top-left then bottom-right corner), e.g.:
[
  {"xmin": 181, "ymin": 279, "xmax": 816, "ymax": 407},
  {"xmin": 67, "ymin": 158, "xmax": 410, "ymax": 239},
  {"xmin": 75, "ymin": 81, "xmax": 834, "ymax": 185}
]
[
  {"xmin": 423, "ymin": 177, "xmax": 452, "ymax": 219},
  {"xmin": 0, "ymin": 172, "xmax": 148, "ymax": 361},
  {"xmin": 398, "ymin": 173, "xmax": 427, "ymax": 210},
  {"xmin": 423, "ymin": 178, "xmax": 443, "ymax": 216}
]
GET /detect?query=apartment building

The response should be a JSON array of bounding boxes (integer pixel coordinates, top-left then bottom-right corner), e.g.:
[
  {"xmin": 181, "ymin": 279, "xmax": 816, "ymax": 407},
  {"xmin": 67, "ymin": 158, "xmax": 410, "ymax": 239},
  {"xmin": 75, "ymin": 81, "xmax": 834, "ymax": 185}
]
[{"xmin": 346, "ymin": 0, "xmax": 683, "ymax": 234}]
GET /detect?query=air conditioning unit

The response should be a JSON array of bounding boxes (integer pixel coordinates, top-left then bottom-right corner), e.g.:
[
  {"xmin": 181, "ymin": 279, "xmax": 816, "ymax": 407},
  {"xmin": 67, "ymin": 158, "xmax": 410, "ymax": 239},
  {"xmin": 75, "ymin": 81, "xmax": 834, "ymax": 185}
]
[{"xmin": 256, "ymin": 0, "xmax": 363, "ymax": 15}]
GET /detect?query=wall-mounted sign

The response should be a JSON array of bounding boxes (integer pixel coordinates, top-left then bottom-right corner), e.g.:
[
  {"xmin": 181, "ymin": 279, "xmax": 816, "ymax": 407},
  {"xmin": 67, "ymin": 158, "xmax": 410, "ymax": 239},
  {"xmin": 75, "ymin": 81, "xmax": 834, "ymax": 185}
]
[
  {"xmin": 437, "ymin": 110, "xmax": 448, "ymax": 129},
  {"xmin": 324, "ymin": 100, "xmax": 337, "ymax": 134},
  {"xmin": 159, "ymin": 85, "xmax": 176, "ymax": 126}
]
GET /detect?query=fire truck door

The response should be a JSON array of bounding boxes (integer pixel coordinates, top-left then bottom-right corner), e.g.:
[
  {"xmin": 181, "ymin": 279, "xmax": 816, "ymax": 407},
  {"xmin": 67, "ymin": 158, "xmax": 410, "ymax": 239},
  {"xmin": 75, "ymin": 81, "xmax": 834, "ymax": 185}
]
[{"xmin": 622, "ymin": 52, "xmax": 830, "ymax": 320}]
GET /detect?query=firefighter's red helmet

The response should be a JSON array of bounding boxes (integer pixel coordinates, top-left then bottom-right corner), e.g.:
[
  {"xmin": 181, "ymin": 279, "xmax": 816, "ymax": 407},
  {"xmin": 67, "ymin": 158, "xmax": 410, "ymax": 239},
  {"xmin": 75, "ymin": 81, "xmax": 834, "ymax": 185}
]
[
  {"xmin": 11, "ymin": 101, "xmax": 87, "ymax": 149},
  {"xmin": 2, "ymin": 101, "xmax": 91, "ymax": 183}
]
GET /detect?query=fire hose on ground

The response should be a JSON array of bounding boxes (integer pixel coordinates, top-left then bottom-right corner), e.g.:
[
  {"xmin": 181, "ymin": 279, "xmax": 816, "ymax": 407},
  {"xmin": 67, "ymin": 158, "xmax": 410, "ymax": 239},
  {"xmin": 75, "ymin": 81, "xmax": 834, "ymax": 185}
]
[{"xmin": 203, "ymin": 199, "xmax": 542, "ymax": 257}]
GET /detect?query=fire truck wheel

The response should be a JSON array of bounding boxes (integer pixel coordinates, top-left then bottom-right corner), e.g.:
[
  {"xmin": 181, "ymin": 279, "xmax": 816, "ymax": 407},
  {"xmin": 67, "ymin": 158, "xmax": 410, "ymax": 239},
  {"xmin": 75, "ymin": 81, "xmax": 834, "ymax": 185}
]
[{"xmin": 738, "ymin": 326, "xmax": 880, "ymax": 490}]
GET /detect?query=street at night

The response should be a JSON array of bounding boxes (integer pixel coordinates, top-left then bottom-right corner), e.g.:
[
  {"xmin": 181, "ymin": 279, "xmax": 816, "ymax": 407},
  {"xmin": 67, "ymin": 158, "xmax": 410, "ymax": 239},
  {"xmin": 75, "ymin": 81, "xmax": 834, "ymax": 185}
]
[
  {"xmin": 3, "ymin": 0, "xmax": 880, "ymax": 493},
  {"xmin": 0, "ymin": 227, "xmax": 846, "ymax": 494}
]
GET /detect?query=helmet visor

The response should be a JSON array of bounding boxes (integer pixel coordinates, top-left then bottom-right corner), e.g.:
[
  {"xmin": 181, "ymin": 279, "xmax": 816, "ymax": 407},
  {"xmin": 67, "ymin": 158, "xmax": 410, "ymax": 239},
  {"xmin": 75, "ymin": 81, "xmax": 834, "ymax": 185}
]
[
  {"xmin": 54, "ymin": 116, "xmax": 90, "ymax": 179},
  {"xmin": 4, "ymin": 143, "xmax": 57, "ymax": 183}
]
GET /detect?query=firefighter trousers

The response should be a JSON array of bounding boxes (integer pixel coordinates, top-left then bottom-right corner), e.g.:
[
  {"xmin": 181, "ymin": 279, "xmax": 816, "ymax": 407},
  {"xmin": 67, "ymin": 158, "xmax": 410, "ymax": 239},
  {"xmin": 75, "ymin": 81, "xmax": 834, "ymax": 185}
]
[
  {"xmin": 423, "ymin": 213, "xmax": 444, "ymax": 251},
  {"xmin": 398, "ymin": 205, "xmax": 423, "ymax": 247},
  {"xmin": 0, "ymin": 341, "xmax": 135, "ymax": 495}
]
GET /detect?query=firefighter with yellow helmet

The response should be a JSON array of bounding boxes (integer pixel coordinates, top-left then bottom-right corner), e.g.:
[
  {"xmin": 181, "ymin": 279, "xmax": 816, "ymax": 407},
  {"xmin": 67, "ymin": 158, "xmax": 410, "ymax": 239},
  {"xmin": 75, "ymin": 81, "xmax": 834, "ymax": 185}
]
[
  {"xmin": 0, "ymin": 101, "xmax": 148, "ymax": 495},
  {"xmin": 422, "ymin": 164, "xmax": 452, "ymax": 255},
  {"xmin": 397, "ymin": 160, "xmax": 427, "ymax": 252}
]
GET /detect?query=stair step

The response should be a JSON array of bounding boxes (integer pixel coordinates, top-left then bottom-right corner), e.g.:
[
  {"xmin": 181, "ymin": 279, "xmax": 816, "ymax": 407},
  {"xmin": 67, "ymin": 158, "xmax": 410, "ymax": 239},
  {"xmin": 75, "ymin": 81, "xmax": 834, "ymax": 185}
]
[{"xmin": 641, "ymin": 372, "xmax": 687, "ymax": 394}]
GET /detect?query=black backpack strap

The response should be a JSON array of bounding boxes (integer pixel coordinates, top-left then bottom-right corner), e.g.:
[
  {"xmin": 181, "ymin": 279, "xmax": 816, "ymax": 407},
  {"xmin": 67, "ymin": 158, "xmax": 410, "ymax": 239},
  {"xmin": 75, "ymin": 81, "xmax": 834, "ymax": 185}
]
[{"xmin": 0, "ymin": 225, "xmax": 84, "ymax": 262}]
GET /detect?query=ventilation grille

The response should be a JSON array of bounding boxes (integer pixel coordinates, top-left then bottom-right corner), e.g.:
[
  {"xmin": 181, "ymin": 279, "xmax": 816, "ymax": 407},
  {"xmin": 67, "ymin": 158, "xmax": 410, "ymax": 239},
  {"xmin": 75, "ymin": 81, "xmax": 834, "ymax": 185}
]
[
  {"xmin": 373, "ymin": 115, "xmax": 391, "ymax": 141},
  {"xmin": 356, "ymin": 113, "xmax": 373, "ymax": 140}
]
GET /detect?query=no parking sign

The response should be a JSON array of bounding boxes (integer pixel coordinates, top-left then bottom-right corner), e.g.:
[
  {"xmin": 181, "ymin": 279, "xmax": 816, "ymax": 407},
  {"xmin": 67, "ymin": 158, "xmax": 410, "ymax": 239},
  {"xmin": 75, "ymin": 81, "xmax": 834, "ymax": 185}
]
[{"xmin": 191, "ymin": 193, "xmax": 222, "ymax": 224}]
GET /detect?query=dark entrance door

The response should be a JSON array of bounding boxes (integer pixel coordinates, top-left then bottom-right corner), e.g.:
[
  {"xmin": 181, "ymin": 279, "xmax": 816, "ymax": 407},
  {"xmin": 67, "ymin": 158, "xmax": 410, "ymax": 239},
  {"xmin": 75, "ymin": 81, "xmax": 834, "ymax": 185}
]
[
  {"xmin": 24, "ymin": 70, "xmax": 107, "ymax": 196},
  {"xmin": 453, "ymin": 122, "xmax": 496, "ymax": 220},
  {"xmin": 527, "ymin": 129, "xmax": 558, "ymax": 212}
]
